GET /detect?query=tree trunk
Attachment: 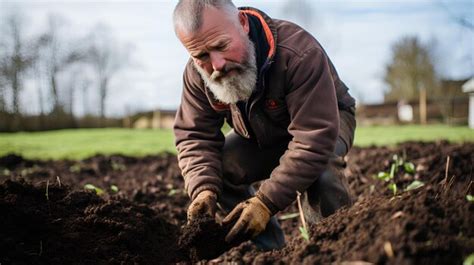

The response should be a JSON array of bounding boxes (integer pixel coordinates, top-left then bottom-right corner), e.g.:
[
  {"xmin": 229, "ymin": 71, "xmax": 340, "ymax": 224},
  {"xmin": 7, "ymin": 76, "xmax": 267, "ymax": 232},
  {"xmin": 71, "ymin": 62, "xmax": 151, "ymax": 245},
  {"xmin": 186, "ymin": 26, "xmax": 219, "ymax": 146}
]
[
  {"xmin": 12, "ymin": 71, "xmax": 20, "ymax": 114},
  {"xmin": 51, "ymin": 74, "xmax": 59, "ymax": 108},
  {"xmin": 99, "ymin": 77, "xmax": 108, "ymax": 126},
  {"xmin": 36, "ymin": 68, "xmax": 44, "ymax": 116},
  {"xmin": 0, "ymin": 86, "xmax": 6, "ymax": 113}
]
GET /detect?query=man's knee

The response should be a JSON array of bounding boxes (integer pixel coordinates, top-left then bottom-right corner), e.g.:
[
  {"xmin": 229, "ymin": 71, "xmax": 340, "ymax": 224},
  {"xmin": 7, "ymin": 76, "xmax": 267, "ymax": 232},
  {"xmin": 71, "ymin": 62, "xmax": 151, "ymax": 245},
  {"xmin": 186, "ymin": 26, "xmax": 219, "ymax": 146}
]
[{"xmin": 306, "ymin": 156, "xmax": 352, "ymax": 218}]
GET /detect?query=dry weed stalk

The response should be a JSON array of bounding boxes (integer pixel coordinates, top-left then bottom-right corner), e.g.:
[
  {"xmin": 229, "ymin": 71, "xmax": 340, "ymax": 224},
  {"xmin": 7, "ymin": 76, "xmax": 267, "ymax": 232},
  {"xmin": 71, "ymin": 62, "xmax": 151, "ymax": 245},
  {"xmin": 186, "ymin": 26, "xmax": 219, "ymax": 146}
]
[
  {"xmin": 443, "ymin": 156, "xmax": 450, "ymax": 187},
  {"xmin": 465, "ymin": 180, "xmax": 473, "ymax": 196},
  {"xmin": 296, "ymin": 191, "xmax": 307, "ymax": 230}
]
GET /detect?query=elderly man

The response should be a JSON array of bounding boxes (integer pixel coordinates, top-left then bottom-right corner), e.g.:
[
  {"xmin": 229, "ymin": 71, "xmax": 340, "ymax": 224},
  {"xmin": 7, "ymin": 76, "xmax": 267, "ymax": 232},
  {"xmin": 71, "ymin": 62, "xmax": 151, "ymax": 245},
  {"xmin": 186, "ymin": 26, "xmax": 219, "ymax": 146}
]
[{"xmin": 173, "ymin": 0, "xmax": 356, "ymax": 250}]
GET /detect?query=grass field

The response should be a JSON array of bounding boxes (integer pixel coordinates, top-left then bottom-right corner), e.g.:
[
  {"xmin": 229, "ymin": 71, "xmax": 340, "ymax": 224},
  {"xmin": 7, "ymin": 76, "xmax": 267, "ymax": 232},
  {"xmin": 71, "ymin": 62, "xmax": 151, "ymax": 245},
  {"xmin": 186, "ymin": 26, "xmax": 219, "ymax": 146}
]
[{"xmin": 0, "ymin": 125, "xmax": 473, "ymax": 160}]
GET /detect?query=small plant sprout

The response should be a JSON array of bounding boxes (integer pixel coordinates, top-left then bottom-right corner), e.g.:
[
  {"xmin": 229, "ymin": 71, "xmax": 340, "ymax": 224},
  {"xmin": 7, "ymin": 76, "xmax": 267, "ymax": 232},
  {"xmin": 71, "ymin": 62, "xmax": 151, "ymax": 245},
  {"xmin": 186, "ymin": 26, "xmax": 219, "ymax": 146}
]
[
  {"xmin": 84, "ymin": 184, "xmax": 104, "ymax": 195},
  {"xmin": 110, "ymin": 185, "xmax": 119, "ymax": 193},
  {"xmin": 111, "ymin": 161, "xmax": 126, "ymax": 171},
  {"xmin": 56, "ymin": 176, "xmax": 61, "ymax": 187},
  {"xmin": 467, "ymin": 195, "xmax": 474, "ymax": 202},
  {"xmin": 296, "ymin": 191, "xmax": 310, "ymax": 242},
  {"xmin": 377, "ymin": 171, "xmax": 392, "ymax": 182},
  {"xmin": 405, "ymin": 180, "xmax": 424, "ymax": 191},
  {"xmin": 168, "ymin": 189, "xmax": 179, "ymax": 196},
  {"xmin": 69, "ymin": 164, "xmax": 81, "ymax": 173},
  {"xmin": 389, "ymin": 162, "xmax": 397, "ymax": 179},
  {"xmin": 403, "ymin": 162, "xmax": 415, "ymax": 174},
  {"xmin": 464, "ymin": 253, "xmax": 474, "ymax": 265},
  {"xmin": 387, "ymin": 183, "xmax": 397, "ymax": 195},
  {"xmin": 45, "ymin": 180, "xmax": 50, "ymax": 201},
  {"xmin": 299, "ymin": 226, "xmax": 310, "ymax": 241},
  {"xmin": 375, "ymin": 154, "xmax": 419, "ymax": 195},
  {"xmin": 2, "ymin": 168, "xmax": 11, "ymax": 176}
]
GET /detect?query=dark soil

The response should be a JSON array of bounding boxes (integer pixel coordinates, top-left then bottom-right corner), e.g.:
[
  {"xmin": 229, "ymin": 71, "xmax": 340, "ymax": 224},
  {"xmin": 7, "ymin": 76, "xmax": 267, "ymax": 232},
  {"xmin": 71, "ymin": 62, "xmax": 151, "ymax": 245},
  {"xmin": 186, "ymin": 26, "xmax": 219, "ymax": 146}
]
[
  {"xmin": 178, "ymin": 216, "xmax": 238, "ymax": 262},
  {"xmin": 0, "ymin": 141, "xmax": 473, "ymax": 264}
]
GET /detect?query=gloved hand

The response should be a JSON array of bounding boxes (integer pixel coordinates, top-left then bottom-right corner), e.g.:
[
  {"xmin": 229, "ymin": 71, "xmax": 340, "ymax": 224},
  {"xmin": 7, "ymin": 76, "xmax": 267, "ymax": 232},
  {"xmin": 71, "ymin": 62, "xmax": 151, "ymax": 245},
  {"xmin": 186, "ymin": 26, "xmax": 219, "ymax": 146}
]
[
  {"xmin": 187, "ymin": 190, "xmax": 217, "ymax": 222},
  {"xmin": 222, "ymin": 196, "xmax": 271, "ymax": 243}
]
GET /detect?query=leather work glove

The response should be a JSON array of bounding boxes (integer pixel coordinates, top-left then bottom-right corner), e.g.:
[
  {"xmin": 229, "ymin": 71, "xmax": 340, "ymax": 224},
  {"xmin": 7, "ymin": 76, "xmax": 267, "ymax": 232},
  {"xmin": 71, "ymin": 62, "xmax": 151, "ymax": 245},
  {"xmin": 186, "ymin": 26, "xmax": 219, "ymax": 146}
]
[
  {"xmin": 187, "ymin": 190, "xmax": 217, "ymax": 222},
  {"xmin": 222, "ymin": 196, "xmax": 271, "ymax": 243}
]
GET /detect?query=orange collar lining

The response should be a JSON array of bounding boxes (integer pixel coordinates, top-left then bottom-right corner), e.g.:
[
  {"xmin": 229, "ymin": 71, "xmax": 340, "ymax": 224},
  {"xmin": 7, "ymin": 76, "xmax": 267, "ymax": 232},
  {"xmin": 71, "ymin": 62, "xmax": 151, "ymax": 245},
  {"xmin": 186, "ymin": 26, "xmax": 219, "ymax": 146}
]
[{"xmin": 242, "ymin": 9, "xmax": 275, "ymax": 59}]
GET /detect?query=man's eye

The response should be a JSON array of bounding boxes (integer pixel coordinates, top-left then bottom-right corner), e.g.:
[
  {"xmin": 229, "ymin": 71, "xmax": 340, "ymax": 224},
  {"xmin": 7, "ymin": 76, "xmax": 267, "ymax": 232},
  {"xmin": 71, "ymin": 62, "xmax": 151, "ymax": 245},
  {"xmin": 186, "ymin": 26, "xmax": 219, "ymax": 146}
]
[
  {"xmin": 195, "ymin": 53, "xmax": 209, "ymax": 60},
  {"xmin": 216, "ymin": 44, "xmax": 227, "ymax": 50}
]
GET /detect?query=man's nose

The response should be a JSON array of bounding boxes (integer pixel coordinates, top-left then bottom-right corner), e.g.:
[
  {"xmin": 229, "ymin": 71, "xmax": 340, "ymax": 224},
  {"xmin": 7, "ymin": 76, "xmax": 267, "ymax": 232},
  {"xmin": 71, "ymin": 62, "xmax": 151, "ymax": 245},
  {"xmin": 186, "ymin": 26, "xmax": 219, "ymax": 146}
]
[{"xmin": 210, "ymin": 52, "xmax": 226, "ymax": 72}]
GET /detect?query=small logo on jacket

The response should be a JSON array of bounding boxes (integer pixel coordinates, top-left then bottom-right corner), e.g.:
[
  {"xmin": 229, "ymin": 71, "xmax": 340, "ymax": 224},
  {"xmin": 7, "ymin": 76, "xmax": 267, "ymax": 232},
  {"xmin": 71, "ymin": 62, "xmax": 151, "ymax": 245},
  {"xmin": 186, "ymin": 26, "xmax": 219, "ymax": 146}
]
[{"xmin": 265, "ymin": 99, "xmax": 279, "ymax": 110}]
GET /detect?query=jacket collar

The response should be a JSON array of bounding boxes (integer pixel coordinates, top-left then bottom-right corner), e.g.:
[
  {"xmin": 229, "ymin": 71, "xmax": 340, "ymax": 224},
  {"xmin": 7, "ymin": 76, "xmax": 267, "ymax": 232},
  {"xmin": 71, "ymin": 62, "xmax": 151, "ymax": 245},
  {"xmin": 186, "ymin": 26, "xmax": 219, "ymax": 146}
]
[{"xmin": 239, "ymin": 7, "xmax": 277, "ymax": 65}]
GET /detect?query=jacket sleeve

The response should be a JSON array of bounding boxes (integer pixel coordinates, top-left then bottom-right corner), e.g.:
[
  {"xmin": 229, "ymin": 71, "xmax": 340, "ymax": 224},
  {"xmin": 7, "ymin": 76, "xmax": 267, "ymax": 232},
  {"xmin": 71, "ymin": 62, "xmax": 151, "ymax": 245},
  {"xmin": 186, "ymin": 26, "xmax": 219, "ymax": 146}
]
[
  {"xmin": 258, "ymin": 47, "xmax": 339, "ymax": 210},
  {"xmin": 174, "ymin": 63, "xmax": 225, "ymax": 201}
]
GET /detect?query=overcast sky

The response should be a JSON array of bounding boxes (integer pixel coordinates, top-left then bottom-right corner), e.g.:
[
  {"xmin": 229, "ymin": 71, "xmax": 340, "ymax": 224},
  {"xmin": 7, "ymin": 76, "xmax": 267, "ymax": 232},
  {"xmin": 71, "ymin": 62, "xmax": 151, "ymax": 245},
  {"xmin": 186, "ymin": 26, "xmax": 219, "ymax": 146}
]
[{"xmin": 1, "ymin": 0, "xmax": 473, "ymax": 117}]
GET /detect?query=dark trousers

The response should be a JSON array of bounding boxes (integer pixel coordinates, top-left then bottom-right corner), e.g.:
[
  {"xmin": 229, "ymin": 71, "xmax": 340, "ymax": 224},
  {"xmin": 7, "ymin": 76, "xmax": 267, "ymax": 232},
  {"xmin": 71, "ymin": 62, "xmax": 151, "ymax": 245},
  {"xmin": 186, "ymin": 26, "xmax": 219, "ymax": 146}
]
[{"xmin": 219, "ymin": 109, "xmax": 356, "ymax": 249}]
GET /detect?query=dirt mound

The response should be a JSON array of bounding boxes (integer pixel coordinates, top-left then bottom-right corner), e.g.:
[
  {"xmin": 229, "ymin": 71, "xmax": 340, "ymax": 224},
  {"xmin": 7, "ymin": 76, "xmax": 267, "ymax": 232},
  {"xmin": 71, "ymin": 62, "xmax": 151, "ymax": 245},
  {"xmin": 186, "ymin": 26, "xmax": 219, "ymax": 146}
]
[
  {"xmin": 0, "ymin": 154, "xmax": 30, "ymax": 169},
  {"xmin": 238, "ymin": 185, "xmax": 473, "ymax": 264},
  {"xmin": 0, "ymin": 141, "xmax": 473, "ymax": 264},
  {"xmin": 178, "ymin": 216, "xmax": 237, "ymax": 261},
  {"xmin": 0, "ymin": 179, "xmax": 179, "ymax": 265}
]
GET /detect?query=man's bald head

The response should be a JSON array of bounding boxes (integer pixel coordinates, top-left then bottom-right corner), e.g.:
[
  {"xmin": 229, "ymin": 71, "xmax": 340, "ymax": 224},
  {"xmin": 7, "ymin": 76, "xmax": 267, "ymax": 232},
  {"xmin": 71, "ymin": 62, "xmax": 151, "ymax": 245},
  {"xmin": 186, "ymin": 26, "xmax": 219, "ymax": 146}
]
[{"xmin": 173, "ymin": 0, "xmax": 239, "ymax": 34}]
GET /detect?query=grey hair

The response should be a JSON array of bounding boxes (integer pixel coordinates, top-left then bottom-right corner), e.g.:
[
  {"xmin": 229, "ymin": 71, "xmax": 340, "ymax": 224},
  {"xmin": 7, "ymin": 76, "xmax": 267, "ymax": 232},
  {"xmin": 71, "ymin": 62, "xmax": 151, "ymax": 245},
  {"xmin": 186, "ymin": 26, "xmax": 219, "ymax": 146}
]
[{"xmin": 173, "ymin": 0, "xmax": 239, "ymax": 33}]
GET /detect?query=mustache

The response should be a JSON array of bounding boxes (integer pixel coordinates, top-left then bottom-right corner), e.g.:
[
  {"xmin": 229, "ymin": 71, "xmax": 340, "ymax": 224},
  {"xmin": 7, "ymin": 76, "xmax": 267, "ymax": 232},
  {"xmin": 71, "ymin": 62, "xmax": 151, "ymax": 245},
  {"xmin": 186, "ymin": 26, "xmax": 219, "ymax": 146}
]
[{"xmin": 210, "ymin": 62, "xmax": 245, "ymax": 81}]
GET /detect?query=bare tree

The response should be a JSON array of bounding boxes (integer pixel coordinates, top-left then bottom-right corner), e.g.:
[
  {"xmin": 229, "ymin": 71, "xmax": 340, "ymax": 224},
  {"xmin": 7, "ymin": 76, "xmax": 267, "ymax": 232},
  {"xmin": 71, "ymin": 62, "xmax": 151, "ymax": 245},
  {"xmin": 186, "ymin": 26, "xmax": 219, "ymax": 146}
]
[
  {"xmin": 64, "ymin": 65, "xmax": 90, "ymax": 115},
  {"xmin": 37, "ymin": 14, "xmax": 83, "ymax": 114},
  {"xmin": 0, "ymin": 78, "xmax": 6, "ymax": 112},
  {"xmin": 85, "ymin": 25, "xmax": 130, "ymax": 121},
  {"xmin": 384, "ymin": 36, "xmax": 440, "ymax": 124},
  {"xmin": 0, "ymin": 12, "xmax": 35, "ymax": 115},
  {"xmin": 80, "ymin": 76, "xmax": 92, "ymax": 116}
]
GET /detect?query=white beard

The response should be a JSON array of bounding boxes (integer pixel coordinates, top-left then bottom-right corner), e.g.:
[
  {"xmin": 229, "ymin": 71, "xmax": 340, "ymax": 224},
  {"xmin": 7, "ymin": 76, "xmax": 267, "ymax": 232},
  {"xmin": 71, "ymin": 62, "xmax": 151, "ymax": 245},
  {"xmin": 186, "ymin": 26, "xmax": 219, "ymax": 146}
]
[{"xmin": 194, "ymin": 39, "xmax": 257, "ymax": 104}]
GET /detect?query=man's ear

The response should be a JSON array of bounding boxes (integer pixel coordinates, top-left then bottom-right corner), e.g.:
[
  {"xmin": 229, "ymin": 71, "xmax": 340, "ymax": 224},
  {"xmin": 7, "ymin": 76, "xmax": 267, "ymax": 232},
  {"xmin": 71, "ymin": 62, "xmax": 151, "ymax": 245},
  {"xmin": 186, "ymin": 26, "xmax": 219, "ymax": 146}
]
[{"xmin": 238, "ymin": 11, "xmax": 249, "ymax": 34}]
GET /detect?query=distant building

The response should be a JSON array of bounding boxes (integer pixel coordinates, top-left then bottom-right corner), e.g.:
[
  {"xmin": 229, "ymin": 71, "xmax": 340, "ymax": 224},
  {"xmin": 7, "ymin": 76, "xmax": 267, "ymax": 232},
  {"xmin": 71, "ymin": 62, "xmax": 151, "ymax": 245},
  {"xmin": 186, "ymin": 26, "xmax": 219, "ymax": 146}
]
[
  {"xmin": 125, "ymin": 109, "xmax": 177, "ymax": 129},
  {"xmin": 357, "ymin": 78, "xmax": 470, "ymax": 125},
  {"xmin": 462, "ymin": 78, "xmax": 474, "ymax": 129}
]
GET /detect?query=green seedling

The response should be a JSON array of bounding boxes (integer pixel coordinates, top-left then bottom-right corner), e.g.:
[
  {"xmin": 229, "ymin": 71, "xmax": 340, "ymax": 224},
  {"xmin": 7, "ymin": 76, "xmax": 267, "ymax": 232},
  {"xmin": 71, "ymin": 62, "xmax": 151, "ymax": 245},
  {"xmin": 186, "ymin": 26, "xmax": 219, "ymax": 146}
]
[
  {"xmin": 84, "ymin": 184, "xmax": 104, "ymax": 195},
  {"xmin": 110, "ymin": 185, "xmax": 119, "ymax": 193},
  {"xmin": 20, "ymin": 166, "xmax": 40, "ymax": 176},
  {"xmin": 69, "ymin": 164, "xmax": 81, "ymax": 173},
  {"xmin": 403, "ymin": 162, "xmax": 416, "ymax": 174},
  {"xmin": 387, "ymin": 183, "xmax": 397, "ymax": 195},
  {"xmin": 377, "ymin": 171, "xmax": 392, "ymax": 182},
  {"xmin": 168, "ymin": 189, "xmax": 179, "ymax": 196},
  {"xmin": 375, "ymin": 154, "xmax": 418, "ymax": 195},
  {"xmin": 2, "ymin": 168, "xmax": 11, "ymax": 176},
  {"xmin": 464, "ymin": 253, "xmax": 474, "ymax": 265},
  {"xmin": 278, "ymin": 213, "xmax": 300, "ymax": 221},
  {"xmin": 299, "ymin": 226, "xmax": 310, "ymax": 241},
  {"xmin": 467, "ymin": 195, "xmax": 474, "ymax": 202},
  {"xmin": 405, "ymin": 180, "xmax": 424, "ymax": 191},
  {"xmin": 111, "ymin": 161, "xmax": 126, "ymax": 171},
  {"xmin": 389, "ymin": 162, "xmax": 397, "ymax": 179}
]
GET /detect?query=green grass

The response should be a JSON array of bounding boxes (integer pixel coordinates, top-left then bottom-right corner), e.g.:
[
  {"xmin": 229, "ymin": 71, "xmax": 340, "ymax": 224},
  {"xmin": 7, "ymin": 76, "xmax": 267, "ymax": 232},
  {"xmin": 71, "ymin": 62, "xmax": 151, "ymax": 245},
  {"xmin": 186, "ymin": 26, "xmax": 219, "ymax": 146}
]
[
  {"xmin": 0, "ymin": 128, "xmax": 175, "ymax": 160},
  {"xmin": 354, "ymin": 125, "xmax": 474, "ymax": 147},
  {"xmin": 0, "ymin": 125, "xmax": 472, "ymax": 160}
]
